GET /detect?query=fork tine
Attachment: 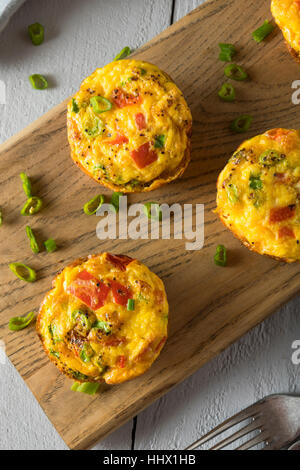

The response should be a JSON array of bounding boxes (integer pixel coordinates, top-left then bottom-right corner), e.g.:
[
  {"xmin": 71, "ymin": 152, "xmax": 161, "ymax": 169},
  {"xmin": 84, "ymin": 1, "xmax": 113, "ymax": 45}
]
[
  {"xmin": 209, "ymin": 419, "xmax": 262, "ymax": 450},
  {"xmin": 235, "ymin": 431, "xmax": 268, "ymax": 450},
  {"xmin": 185, "ymin": 406, "xmax": 260, "ymax": 450}
]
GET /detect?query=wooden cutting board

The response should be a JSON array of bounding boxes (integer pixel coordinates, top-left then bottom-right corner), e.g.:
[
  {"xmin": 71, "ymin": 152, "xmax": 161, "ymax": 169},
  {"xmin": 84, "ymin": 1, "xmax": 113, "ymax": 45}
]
[{"xmin": 1, "ymin": 0, "xmax": 300, "ymax": 450}]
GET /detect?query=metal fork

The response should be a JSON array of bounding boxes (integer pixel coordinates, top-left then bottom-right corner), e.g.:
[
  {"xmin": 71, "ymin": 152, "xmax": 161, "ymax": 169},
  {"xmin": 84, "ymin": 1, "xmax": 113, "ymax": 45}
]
[{"xmin": 186, "ymin": 394, "xmax": 300, "ymax": 450}]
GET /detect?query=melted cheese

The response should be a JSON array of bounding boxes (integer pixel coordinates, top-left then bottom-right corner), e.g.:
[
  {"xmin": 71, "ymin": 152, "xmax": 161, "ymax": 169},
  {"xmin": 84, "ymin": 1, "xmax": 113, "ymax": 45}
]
[{"xmin": 271, "ymin": 0, "xmax": 300, "ymax": 54}]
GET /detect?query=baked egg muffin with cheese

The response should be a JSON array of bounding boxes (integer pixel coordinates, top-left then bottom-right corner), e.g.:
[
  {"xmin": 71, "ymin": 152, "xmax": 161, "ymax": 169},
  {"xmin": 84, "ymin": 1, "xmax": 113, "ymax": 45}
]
[
  {"xmin": 67, "ymin": 59, "xmax": 192, "ymax": 192},
  {"xmin": 36, "ymin": 253, "xmax": 168, "ymax": 384},
  {"xmin": 271, "ymin": 0, "xmax": 300, "ymax": 60},
  {"xmin": 216, "ymin": 128, "xmax": 300, "ymax": 262}
]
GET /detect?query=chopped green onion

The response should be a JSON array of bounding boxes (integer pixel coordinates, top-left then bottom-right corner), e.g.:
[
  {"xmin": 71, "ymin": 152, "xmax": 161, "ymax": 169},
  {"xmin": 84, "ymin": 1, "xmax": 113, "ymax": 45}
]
[
  {"xmin": 71, "ymin": 370, "xmax": 89, "ymax": 381},
  {"xmin": 48, "ymin": 323, "xmax": 61, "ymax": 344},
  {"xmin": 28, "ymin": 22, "xmax": 44, "ymax": 46},
  {"xmin": 83, "ymin": 114, "xmax": 104, "ymax": 138},
  {"xmin": 252, "ymin": 20, "xmax": 274, "ymax": 43},
  {"xmin": 71, "ymin": 98, "xmax": 80, "ymax": 113},
  {"xmin": 44, "ymin": 238, "xmax": 57, "ymax": 253},
  {"xmin": 139, "ymin": 68, "xmax": 147, "ymax": 75},
  {"xmin": 26, "ymin": 226, "xmax": 39, "ymax": 254},
  {"xmin": 20, "ymin": 172, "xmax": 32, "ymax": 198},
  {"xmin": 224, "ymin": 64, "xmax": 248, "ymax": 81},
  {"xmin": 90, "ymin": 96, "xmax": 112, "ymax": 114},
  {"xmin": 226, "ymin": 183, "xmax": 239, "ymax": 204},
  {"xmin": 218, "ymin": 83, "xmax": 235, "ymax": 102},
  {"xmin": 110, "ymin": 192, "xmax": 123, "ymax": 213},
  {"xmin": 92, "ymin": 320, "xmax": 111, "ymax": 334},
  {"xmin": 50, "ymin": 349, "xmax": 60, "ymax": 359},
  {"xmin": 249, "ymin": 174, "xmax": 262, "ymax": 190},
  {"xmin": 127, "ymin": 299, "xmax": 135, "ymax": 311},
  {"xmin": 143, "ymin": 202, "xmax": 162, "ymax": 221},
  {"xmin": 214, "ymin": 244, "xmax": 227, "ymax": 267},
  {"xmin": 80, "ymin": 343, "xmax": 94, "ymax": 363},
  {"xmin": 71, "ymin": 382, "xmax": 100, "ymax": 395},
  {"xmin": 114, "ymin": 46, "xmax": 131, "ymax": 61},
  {"xmin": 73, "ymin": 310, "xmax": 92, "ymax": 332},
  {"xmin": 9, "ymin": 311, "xmax": 35, "ymax": 331},
  {"xmin": 29, "ymin": 74, "xmax": 48, "ymax": 90},
  {"xmin": 259, "ymin": 149, "xmax": 284, "ymax": 166},
  {"xmin": 219, "ymin": 43, "xmax": 236, "ymax": 62},
  {"xmin": 9, "ymin": 262, "xmax": 36, "ymax": 282},
  {"xmin": 230, "ymin": 115, "xmax": 253, "ymax": 133},
  {"xmin": 20, "ymin": 196, "xmax": 43, "ymax": 215},
  {"xmin": 83, "ymin": 194, "xmax": 105, "ymax": 215},
  {"xmin": 154, "ymin": 135, "xmax": 166, "ymax": 148}
]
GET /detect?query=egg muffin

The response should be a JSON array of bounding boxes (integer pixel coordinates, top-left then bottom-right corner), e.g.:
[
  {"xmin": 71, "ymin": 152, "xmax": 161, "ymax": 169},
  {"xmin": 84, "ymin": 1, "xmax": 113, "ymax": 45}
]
[
  {"xmin": 67, "ymin": 59, "xmax": 192, "ymax": 192},
  {"xmin": 36, "ymin": 253, "xmax": 168, "ymax": 384},
  {"xmin": 216, "ymin": 129, "xmax": 300, "ymax": 262},
  {"xmin": 271, "ymin": 0, "xmax": 300, "ymax": 60}
]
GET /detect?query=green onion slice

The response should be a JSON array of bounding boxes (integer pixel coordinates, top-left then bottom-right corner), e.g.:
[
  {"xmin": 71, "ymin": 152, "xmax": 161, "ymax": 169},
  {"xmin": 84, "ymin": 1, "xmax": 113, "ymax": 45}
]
[
  {"xmin": 9, "ymin": 311, "xmax": 35, "ymax": 331},
  {"xmin": 252, "ymin": 20, "xmax": 274, "ymax": 43},
  {"xmin": 127, "ymin": 299, "xmax": 135, "ymax": 311},
  {"xmin": 110, "ymin": 192, "xmax": 123, "ymax": 213},
  {"xmin": 21, "ymin": 196, "xmax": 43, "ymax": 215},
  {"xmin": 83, "ymin": 114, "xmax": 104, "ymax": 139},
  {"xmin": 71, "ymin": 382, "xmax": 100, "ymax": 395},
  {"xmin": 114, "ymin": 46, "xmax": 131, "ymax": 61},
  {"xmin": 44, "ymin": 238, "xmax": 57, "ymax": 253},
  {"xmin": 71, "ymin": 98, "xmax": 80, "ymax": 113},
  {"xmin": 230, "ymin": 115, "xmax": 253, "ymax": 133},
  {"xmin": 154, "ymin": 135, "xmax": 166, "ymax": 148},
  {"xmin": 29, "ymin": 74, "xmax": 48, "ymax": 90},
  {"xmin": 249, "ymin": 174, "xmax": 262, "ymax": 190},
  {"xmin": 226, "ymin": 183, "xmax": 239, "ymax": 204},
  {"xmin": 90, "ymin": 96, "xmax": 112, "ymax": 114},
  {"xmin": 28, "ymin": 23, "xmax": 44, "ymax": 46},
  {"xmin": 80, "ymin": 344, "xmax": 94, "ymax": 363},
  {"xmin": 218, "ymin": 83, "xmax": 235, "ymax": 102},
  {"xmin": 92, "ymin": 320, "xmax": 111, "ymax": 334},
  {"xmin": 26, "ymin": 226, "xmax": 39, "ymax": 254},
  {"xmin": 259, "ymin": 149, "xmax": 284, "ymax": 166},
  {"xmin": 20, "ymin": 172, "xmax": 32, "ymax": 198},
  {"xmin": 219, "ymin": 43, "xmax": 236, "ymax": 62},
  {"xmin": 143, "ymin": 202, "xmax": 162, "ymax": 221},
  {"xmin": 83, "ymin": 194, "xmax": 105, "ymax": 215},
  {"xmin": 9, "ymin": 262, "xmax": 36, "ymax": 282},
  {"xmin": 224, "ymin": 64, "xmax": 248, "ymax": 81},
  {"xmin": 214, "ymin": 244, "xmax": 227, "ymax": 267}
]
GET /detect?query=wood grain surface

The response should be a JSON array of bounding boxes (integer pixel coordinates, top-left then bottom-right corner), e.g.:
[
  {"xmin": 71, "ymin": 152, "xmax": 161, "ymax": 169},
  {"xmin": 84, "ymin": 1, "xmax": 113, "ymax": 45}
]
[{"xmin": 1, "ymin": 0, "xmax": 300, "ymax": 450}]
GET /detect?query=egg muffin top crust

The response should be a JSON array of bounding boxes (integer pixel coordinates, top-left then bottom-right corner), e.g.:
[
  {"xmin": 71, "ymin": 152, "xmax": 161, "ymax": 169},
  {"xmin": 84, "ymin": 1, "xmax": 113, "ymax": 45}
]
[
  {"xmin": 36, "ymin": 253, "xmax": 168, "ymax": 384},
  {"xmin": 216, "ymin": 129, "xmax": 300, "ymax": 262},
  {"xmin": 67, "ymin": 59, "xmax": 192, "ymax": 193},
  {"xmin": 271, "ymin": 0, "xmax": 300, "ymax": 59}
]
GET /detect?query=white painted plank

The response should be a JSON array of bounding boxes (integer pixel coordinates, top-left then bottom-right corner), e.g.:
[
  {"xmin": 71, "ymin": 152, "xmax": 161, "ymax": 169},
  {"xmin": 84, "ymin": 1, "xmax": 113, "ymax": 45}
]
[
  {"xmin": 0, "ymin": 0, "xmax": 173, "ymax": 450},
  {"xmin": 134, "ymin": 0, "xmax": 300, "ymax": 450}
]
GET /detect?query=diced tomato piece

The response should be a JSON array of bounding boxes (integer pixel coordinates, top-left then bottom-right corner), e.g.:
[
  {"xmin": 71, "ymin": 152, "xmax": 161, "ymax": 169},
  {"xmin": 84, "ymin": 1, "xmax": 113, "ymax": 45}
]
[
  {"xmin": 269, "ymin": 205, "xmax": 296, "ymax": 223},
  {"xmin": 278, "ymin": 226, "xmax": 295, "ymax": 238},
  {"xmin": 130, "ymin": 142, "xmax": 158, "ymax": 169},
  {"xmin": 68, "ymin": 272, "xmax": 110, "ymax": 310},
  {"xmin": 155, "ymin": 336, "xmax": 167, "ymax": 353},
  {"xmin": 110, "ymin": 280, "xmax": 132, "ymax": 306},
  {"xmin": 106, "ymin": 254, "xmax": 133, "ymax": 271},
  {"xmin": 112, "ymin": 88, "xmax": 142, "ymax": 108},
  {"xmin": 117, "ymin": 355, "xmax": 126, "ymax": 368},
  {"xmin": 105, "ymin": 133, "xmax": 129, "ymax": 145},
  {"xmin": 105, "ymin": 336, "xmax": 126, "ymax": 347},
  {"xmin": 135, "ymin": 113, "xmax": 146, "ymax": 130}
]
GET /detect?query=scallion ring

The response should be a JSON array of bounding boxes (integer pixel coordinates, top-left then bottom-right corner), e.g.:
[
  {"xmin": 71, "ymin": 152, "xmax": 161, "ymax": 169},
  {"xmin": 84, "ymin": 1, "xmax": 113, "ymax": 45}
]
[
  {"xmin": 20, "ymin": 172, "xmax": 32, "ymax": 198},
  {"xmin": 71, "ymin": 382, "xmax": 100, "ymax": 395},
  {"xmin": 83, "ymin": 115, "xmax": 104, "ymax": 139},
  {"xmin": 44, "ymin": 238, "xmax": 57, "ymax": 253},
  {"xmin": 218, "ymin": 83, "xmax": 235, "ymax": 102},
  {"xmin": 214, "ymin": 244, "xmax": 227, "ymax": 267},
  {"xmin": 114, "ymin": 46, "xmax": 131, "ymax": 61},
  {"xmin": 224, "ymin": 64, "xmax": 248, "ymax": 81},
  {"xmin": 26, "ymin": 226, "xmax": 39, "ymax": 254},
  {"xmin": 29, "ymin": 74, "xmax": 48, "ymax": 90},
  {"xmin": 90, "ymin": 96, "xmax": 112, "ymax": 114},
  {"xmin": 83, "ymin": 194, "xmax": 105, "ymax": 215},
  {"xmin": 21, "ymin": 196, "xmax": 43, "ymax": 215},
  {"xmin": 71, "ymin": 98, "xmax": 80, "ymax": 113},
  {"xmin": 9, "ymin": 262, "xmax": 36, "ymax": 282},
  {"xmin": 252, "ymin": 20, "xmax": 274, "ymax": 43},
  {"xmin": 109, "ymin": 192, "xmax": 123, "ymax": 213},
  {"xmin": 230, "ymin": 115, "xmax": 253, "ymax": 133},
  {"xmin": 219, "ymin": 43, "xmax": 236, "ymax": 62},
  {"xmin": 9, "ymin": 311, "xmax": 35, "ymax": 331},
  {"xmin": 28, "ymin": 23, "xmax": 44, "ymax": 46}
]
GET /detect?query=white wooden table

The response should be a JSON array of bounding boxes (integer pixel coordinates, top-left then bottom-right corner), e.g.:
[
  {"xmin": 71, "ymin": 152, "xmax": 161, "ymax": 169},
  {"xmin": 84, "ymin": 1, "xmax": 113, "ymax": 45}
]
[{"xmin": 1, "ymin": 0, "xmax": 300, "ymax": 450}]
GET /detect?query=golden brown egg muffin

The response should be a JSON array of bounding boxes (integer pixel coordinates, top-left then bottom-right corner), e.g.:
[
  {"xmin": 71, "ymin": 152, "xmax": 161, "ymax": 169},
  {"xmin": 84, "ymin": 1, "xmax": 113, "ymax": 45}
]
[
  {"xmin": 271, "ymin": 0, "xmax": 300, "ymax": 61},
  {"xmin": 36, "ymin": 253, "xmax": 168, "ymax": 384},
  {"xmin": 216, "ymin": 128, "xmax": 300, "ymax": 262},
  {"xmin": 67, "ymin": 59, "xmax": 192, "ymax": 192}
]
